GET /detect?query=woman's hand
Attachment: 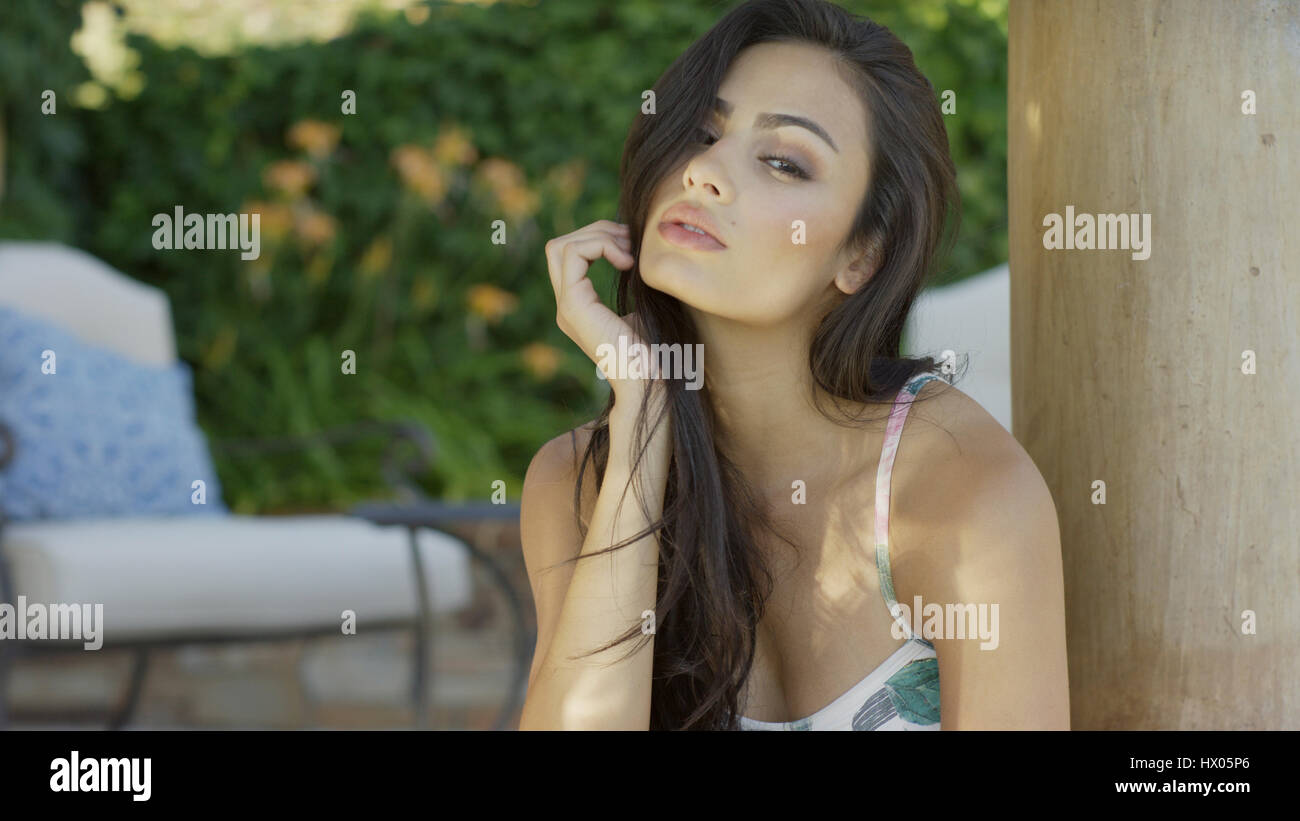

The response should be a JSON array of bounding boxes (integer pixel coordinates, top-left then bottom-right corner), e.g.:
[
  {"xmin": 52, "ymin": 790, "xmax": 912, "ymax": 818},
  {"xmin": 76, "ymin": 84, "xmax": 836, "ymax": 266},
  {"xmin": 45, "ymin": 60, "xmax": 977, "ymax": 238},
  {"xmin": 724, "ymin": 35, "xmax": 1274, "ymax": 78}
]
[{"xmin": 544, "ymin": 220, "xmax": 664, "ymax": 425}]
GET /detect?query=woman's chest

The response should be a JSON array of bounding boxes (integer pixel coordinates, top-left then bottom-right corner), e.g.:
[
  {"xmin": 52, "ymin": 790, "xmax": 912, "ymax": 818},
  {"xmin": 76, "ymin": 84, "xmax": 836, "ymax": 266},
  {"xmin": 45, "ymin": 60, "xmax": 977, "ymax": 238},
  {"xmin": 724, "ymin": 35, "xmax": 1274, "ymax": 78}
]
[{"xmin": 738, "ymin": 499, "xmax": 940, "ymax": 724}]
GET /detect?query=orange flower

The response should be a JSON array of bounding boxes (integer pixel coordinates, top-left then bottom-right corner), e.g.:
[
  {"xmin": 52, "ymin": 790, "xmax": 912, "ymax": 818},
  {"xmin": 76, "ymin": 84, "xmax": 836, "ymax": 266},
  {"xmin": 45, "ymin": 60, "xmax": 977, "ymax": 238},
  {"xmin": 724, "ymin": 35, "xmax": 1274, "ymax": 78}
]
[
  {"xmin": 497, "ymin": 185, "xmax": 539, "ymax": 219},
  {"xmin": 391, "ymin": 144, "xmax": 446, "ymax": 205},
  {"xmin": 477, "ymin": 158, "xmax": 538, "ymax": 218},
  {"xmin": 243, "ymin": 200, "xmax": 293, "ymax": 241},
  {"xmin": 465, "ymin": 284, "xmax": 518, "ymax": 325},
  {"xmin": 263, "ymin": 160, "xmax": 316, "ymax": 198},
  {"xmin": 433, "ymin": 126, "xmax": 478, "ymax": 167},
  {"xmin": 294, "ymin": 206, "xmax": 337, "ymax": 247},
  {"xmin": 287, "ymin": 119, "xmax": 341, "ymax": 159},
  {"xmin": 476, "ymin": 157, "xmax": 526, "ymax": 194},
  {"xmin": 520, "ymin": 342, "xmax": 561, "ymax": 380}
]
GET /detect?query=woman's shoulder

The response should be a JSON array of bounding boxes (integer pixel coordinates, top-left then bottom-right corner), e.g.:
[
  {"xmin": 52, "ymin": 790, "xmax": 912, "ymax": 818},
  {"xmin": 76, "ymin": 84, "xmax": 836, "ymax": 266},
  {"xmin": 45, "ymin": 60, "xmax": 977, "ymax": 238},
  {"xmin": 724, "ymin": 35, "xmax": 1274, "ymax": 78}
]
[
  {"xmin": 903, "ymin": 375, "xmax": 1023, "ymax": 469},
  {"xmin": 523, "ymin": 419, "xmax": 605, "ymax": 527},
  {"xmin": 890, "ymin": 377, "xmax": 1056, "ymax": 553}
]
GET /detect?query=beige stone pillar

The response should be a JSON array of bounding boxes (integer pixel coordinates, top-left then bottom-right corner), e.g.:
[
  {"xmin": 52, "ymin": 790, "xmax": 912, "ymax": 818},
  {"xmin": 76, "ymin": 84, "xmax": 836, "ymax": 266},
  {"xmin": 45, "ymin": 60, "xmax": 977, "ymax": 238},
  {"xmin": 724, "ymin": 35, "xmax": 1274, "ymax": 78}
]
[{"xmin": 1008, "ymin": 0, "xmax": 1299, "ymax": 728}]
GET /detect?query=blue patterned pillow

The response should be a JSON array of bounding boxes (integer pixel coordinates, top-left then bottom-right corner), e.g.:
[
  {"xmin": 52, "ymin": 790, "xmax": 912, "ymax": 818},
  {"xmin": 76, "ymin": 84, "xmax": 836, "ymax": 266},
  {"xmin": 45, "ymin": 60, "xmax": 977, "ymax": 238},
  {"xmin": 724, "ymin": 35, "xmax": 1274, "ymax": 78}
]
[{"xmin": 0, "ymin": 305, "xmax": 227, "ymax": 520}]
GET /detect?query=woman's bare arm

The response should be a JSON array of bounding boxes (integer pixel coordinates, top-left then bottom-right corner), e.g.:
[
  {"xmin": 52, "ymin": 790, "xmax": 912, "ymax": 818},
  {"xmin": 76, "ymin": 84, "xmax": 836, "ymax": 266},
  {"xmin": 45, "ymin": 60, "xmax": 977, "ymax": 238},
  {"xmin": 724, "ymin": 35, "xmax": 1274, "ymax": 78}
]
[
  {"xmin": 518, "ymin": 407, "xmax": 672, "ymax": 730},
  {"xmin": 520, "ymin": 217, "xmax": 672, "ymax": 729}
]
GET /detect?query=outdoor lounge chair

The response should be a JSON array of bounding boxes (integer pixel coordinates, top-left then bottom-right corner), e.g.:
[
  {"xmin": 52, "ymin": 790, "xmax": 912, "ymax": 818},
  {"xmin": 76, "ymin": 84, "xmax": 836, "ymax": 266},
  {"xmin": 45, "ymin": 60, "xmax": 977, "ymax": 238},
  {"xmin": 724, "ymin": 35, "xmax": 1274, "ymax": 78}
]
[{"xmin": 0, "ymin": 241, "xmax": 529, "ymax": 729}]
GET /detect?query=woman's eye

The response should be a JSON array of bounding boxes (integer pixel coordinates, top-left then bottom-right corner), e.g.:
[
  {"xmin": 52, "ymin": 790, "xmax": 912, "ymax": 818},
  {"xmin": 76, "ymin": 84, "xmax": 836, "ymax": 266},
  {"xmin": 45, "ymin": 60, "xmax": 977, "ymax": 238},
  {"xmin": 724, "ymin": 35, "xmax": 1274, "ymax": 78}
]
[
  {"xmin": 691, "ymin": 127, "xmax": 810, "ymax": 180},
  {"xmin": 763, "ymin": 155, "xmax": 810, "ymax": 180}
]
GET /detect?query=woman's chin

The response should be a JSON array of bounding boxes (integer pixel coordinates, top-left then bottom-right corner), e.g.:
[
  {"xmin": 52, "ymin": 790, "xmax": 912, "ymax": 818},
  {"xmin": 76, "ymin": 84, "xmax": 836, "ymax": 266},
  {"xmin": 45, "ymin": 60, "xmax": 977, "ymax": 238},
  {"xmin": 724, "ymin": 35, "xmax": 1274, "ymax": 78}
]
[
  {"xmin": 643, "ymin": 274, "xmax": 708, "ymax": 313},
  {"xmin": 642, "ymin": 257, "xmax": 708, "ymax": 296}
]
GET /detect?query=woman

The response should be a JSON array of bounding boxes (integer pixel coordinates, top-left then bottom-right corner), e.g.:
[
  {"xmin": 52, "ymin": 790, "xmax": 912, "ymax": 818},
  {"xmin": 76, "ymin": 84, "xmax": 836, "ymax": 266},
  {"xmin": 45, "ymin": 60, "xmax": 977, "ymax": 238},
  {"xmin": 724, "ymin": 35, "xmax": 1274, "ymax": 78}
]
[{"xmin": 519, "ymin": 0, "xmax": 1069, "ymax": 730}]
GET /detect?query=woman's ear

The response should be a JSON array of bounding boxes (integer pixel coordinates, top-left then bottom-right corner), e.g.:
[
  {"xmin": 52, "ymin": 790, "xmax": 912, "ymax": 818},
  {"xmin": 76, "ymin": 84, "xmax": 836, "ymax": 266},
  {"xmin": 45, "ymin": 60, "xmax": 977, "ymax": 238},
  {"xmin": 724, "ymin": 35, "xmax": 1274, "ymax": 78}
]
[{"xmin": 834, "ymin": 238, "xmax": 884, "ymax": 295}]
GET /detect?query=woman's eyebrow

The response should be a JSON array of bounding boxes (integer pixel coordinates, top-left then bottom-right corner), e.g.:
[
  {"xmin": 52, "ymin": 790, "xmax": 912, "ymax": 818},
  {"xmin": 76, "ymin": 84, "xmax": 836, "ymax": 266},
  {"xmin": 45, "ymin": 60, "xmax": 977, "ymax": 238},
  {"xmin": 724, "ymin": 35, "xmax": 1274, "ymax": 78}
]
[{"xmin": 713, "ymin": 96, "xmax": 839, "ymax": 153}]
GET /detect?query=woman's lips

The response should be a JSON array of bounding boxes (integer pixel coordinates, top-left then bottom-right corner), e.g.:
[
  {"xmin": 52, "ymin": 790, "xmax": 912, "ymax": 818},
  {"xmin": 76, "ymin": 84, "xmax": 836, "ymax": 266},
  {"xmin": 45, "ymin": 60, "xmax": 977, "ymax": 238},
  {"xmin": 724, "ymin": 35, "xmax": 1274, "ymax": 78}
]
[{"xmin": 658, "ymin": 221, "xmax": 726, "ymax": 251}]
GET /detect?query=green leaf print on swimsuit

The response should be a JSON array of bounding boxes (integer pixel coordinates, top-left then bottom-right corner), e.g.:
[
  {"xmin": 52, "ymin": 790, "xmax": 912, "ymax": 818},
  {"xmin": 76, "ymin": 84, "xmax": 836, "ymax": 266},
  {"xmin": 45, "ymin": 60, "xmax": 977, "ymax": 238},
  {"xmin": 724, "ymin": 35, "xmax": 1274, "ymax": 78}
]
[
  {"xmin": 883, "ymin": 656, "xmax": 941, "ymax": 725},
  {"xmin": 849, "ymin": 645, "xmax": 941, "ymax": 731}
]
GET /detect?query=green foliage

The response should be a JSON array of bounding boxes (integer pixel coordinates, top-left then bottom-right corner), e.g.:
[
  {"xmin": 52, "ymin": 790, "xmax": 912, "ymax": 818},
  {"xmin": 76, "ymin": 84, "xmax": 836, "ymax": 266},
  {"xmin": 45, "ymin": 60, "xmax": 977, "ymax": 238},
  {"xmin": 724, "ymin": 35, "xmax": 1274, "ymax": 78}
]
[
  {"xmin": 0, "ymin": 0, "xmax": 1006, "ymax": 513},
  {"xmin": 0, "ymin": 0, "xmax": 93, "ymax": 242}
]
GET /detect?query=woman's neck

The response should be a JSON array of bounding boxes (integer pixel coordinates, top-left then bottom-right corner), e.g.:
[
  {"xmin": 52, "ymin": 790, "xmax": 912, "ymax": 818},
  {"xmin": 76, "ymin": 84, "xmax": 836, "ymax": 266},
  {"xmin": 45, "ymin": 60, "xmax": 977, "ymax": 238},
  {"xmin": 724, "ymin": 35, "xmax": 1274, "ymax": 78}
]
[{"xmin": 692, "ymin": 311, "xmax": 875, "ymax": 500}]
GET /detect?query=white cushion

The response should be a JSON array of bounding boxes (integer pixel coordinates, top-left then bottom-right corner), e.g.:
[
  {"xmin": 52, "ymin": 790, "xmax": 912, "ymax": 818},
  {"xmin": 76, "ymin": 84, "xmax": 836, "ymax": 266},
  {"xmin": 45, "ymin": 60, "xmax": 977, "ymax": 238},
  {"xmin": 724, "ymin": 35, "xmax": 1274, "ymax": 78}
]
[
  {"xmin": 0, "ymin": 242, "xmax": 177, "ymax": 367},
  {"xmin": 1, "ymin": 514, "xmax": 472, "ymax": 641}
]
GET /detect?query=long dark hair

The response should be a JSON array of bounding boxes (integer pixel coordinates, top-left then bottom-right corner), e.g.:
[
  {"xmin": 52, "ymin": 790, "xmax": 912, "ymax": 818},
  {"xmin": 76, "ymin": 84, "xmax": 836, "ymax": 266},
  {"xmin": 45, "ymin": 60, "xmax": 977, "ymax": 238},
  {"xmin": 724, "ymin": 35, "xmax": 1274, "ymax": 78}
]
[{"xmin": 565, "ymin": 0, "xmax": 962, "ymax": 730}]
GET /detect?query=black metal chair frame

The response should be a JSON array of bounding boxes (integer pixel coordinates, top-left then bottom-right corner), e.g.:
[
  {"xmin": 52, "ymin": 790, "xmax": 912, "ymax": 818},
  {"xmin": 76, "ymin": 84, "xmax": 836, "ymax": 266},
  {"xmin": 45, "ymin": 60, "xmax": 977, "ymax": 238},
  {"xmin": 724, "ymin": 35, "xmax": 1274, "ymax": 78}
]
[{"xmin": 0, "ymin": 418, "xmax": 532, "ymax": 730}]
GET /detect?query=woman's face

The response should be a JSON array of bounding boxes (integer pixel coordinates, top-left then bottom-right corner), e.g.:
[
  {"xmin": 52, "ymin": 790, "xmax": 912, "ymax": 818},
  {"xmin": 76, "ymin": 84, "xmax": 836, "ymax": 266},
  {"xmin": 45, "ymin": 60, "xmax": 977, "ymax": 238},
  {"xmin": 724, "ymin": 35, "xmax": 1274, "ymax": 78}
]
[{"xmin": 640, "ymin": 41, "xmax": 875, "ymax": 326}]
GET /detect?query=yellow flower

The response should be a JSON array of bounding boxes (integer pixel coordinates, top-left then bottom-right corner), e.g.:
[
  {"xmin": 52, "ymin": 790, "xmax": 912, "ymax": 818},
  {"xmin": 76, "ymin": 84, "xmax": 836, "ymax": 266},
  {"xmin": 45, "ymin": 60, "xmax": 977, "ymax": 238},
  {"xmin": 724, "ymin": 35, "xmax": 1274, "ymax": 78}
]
[
  {"xmin": 466, "ymin": 283, "xmax": 518, "ymax": 325},
  {"xmin": 243, "ymin": 200, "xmax": 293, "ymax": 242},
  {"xmin": 294, "ymin": 206, "xmax": 337, "ymax": 247},
  {"xmin": 263, "ymin": 160, "xmax": 316, "ymax": 198},
  {"xmin": 287, "ymin": 119, "xmax": 341, "ymax": 159},
  {"xmin": 520, "ymin": 342, "xmax": 561, "ymax": 381},
  {"xmin": 433, "ymin": 126, "xmax": 478, "ymax": 167},
  {"xmin": 497, "ymin": 184, "xmax": 540, "ymax": 219},
  {"xmin": 358, "ymin": 235, "xmax": 393, "ymax": 278},
  {"xmin": 477, "ymin": 158, "xmax": 537, "ymax": 218},
  {"xmin": 477, "ymin": 157, "xmax": 525, "ymax": 194},
  {"xmin": 391, "ymin": 144, "xmax": 446, "ymax": 205}
]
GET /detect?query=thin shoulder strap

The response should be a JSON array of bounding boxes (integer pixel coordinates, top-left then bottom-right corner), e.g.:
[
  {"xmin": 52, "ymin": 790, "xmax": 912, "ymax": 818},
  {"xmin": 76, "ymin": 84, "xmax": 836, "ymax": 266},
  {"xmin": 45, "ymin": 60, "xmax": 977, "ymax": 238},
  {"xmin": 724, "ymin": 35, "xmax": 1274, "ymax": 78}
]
[{"xmin": 874, "ymin": 370, "xmax": 942, "ymax": 641}]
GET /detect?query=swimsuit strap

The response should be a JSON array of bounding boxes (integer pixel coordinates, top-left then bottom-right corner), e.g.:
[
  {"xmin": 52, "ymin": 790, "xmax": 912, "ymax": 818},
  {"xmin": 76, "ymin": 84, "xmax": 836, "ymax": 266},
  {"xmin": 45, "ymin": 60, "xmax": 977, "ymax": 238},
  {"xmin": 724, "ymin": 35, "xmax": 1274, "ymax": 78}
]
[{"xmin": 874, "ymin": 370, "xmax": 943, "ymax": 640}]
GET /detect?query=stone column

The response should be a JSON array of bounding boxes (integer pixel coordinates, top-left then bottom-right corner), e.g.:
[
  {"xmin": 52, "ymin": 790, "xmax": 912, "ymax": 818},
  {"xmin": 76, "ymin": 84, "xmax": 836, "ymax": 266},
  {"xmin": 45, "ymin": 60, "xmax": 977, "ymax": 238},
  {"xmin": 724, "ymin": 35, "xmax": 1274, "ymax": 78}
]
[{"xmin": 1008, "ymin": 0, "xmax": 1299, "ymax": 728}]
